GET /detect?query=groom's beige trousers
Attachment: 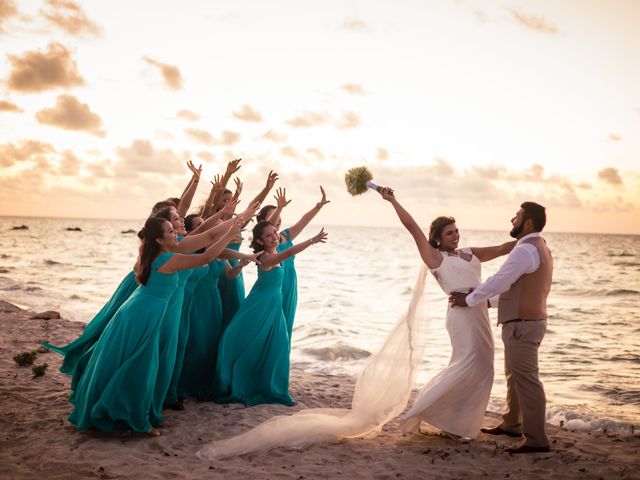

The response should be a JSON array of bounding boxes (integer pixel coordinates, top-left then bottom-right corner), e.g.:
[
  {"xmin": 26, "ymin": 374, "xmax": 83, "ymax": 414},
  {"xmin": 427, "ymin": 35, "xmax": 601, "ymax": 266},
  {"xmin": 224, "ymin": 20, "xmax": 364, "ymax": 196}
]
[{"xmin": 499, "ymin": 320, "xmax": 549, "ymax": 448}]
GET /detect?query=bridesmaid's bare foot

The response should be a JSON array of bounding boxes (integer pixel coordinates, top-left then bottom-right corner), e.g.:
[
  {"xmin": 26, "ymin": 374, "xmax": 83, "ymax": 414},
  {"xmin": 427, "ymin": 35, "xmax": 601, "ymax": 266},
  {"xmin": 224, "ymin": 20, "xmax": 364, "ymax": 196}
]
[{"xmin": 146, "ymin": 428, "xmax": 161, "ymax": 437}]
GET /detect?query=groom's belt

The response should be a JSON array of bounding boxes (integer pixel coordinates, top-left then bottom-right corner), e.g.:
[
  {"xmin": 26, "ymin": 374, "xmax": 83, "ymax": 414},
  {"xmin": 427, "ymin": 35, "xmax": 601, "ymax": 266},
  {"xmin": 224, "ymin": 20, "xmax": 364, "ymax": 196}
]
[{"xmin": 501, "ymin": 318, "xmax": 545, "ymax": 325}]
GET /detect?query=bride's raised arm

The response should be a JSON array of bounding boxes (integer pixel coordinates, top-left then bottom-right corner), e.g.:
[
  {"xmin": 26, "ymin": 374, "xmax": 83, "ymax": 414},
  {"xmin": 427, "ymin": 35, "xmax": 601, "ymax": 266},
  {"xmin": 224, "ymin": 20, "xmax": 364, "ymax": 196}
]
[{"xmin": 378, "ymin": 187, "xmax": 442, "ymax": 270}]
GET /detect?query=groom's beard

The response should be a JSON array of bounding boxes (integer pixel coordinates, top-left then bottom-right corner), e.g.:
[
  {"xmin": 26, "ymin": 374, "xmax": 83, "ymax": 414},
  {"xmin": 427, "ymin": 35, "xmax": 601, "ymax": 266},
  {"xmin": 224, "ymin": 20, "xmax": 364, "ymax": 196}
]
[{"xmin": 510, "ymin": 221, "xmax": 525, "ymax": 239}]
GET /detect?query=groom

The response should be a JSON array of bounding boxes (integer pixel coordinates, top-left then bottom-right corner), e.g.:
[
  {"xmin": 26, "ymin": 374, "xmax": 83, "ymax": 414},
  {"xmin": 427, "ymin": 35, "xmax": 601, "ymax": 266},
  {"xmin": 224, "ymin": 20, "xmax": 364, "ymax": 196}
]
[{"xmin": 449, "ymin": 202, "xmax": 553, "ymax": 454}]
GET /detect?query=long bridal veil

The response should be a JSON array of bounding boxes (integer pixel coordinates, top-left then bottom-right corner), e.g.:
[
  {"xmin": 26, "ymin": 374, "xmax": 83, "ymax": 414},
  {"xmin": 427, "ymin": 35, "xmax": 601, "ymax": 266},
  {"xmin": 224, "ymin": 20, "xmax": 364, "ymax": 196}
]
[{"xmin": 196, "ymin": 264, "xmax": 430, "ymax": 460}]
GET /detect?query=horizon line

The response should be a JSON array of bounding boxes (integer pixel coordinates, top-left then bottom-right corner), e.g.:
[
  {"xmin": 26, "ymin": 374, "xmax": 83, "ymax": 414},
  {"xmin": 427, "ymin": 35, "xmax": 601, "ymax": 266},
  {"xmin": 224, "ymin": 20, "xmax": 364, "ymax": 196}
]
[{"xmin": 1, "ymin": 214, "xmax": 638, "ymax": 237}]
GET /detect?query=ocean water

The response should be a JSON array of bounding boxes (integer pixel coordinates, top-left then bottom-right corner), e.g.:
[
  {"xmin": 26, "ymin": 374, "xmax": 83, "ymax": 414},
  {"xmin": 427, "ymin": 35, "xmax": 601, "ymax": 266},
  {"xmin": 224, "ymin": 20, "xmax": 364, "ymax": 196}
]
[{"xmin": 1, "ymin": 216, "xmax": 639, "ymax": 436}]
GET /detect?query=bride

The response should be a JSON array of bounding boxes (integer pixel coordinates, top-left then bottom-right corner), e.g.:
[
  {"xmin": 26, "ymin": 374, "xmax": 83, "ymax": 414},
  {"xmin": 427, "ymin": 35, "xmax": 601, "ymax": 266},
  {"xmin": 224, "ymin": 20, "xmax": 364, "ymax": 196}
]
[
  {"xmin": 196, "ymin": 187, "xmax": 514, "ymax": 459},
  {"xmin": 379, "ymin": 187, "xmax": 515, "ymax": 438}
]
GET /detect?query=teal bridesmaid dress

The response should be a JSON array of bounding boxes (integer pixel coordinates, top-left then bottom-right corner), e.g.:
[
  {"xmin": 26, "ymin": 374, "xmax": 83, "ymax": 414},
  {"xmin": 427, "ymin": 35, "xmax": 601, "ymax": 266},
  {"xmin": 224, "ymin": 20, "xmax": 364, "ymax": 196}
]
[
  {"xmin": 277, "ymin": 228, "xmax": 298, "ymax": 344},
  {"xmin": 68, "ymin": 253, "xmax": 177, "ymax": 432},
  {"xmin": 165, "ymin": 263, "xmax": 209, "ymax": 406},
  {"xmin": 45, "ymin": 270, "xmax": 139, "ymax": 375},
  {"xmin": 178, "ymin": 258, "xmax": 227, "ymax": 400},
  {"xmin": 218, "ymin": 241, "xmax": 246, "ymax": 330},
  {"xmin": 214, "ymin": 266, "xmax": 293, "ymax": 406},
  {"xmin": 151, "ymin": 242, "xmax": 192, "ymax": 416}
]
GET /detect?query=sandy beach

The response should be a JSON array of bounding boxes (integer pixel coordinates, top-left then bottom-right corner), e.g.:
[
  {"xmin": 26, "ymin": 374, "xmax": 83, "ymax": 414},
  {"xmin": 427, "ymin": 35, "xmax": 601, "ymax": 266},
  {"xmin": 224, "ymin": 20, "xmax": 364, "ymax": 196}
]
[{"xmin": 0, "ymin": 299, "xmax": 638, "ymax": 480}]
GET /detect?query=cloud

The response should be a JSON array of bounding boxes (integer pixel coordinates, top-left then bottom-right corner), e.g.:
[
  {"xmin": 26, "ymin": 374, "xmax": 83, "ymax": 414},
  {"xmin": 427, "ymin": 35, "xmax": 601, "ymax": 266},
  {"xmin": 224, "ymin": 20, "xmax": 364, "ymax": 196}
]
[
  {"xmin": 177, "ymin": 109, "xmax": 200, "ymax": 121},
  {"xmin": 196, "ymin": 151, "xmax": 214, "ymax": 162},
  {"xmin": 342, "ymin": 83, "xmax": 364, "ymax": 95},
  {"xmin": 335, "ymin": 111, "xmax": 361, "ymax": 129},
  {"xmin": 0, "ymin": 140, "xmax": 54, "ymax": 167},
  {"xmin": 184, "ymin": 128, "xmax": 240, "ymax": 146},
  {"xmin": 115, "ymin": 139, "xmax": 187, "ymax": 176},
  {"xmin": 577, "ymin": 182, "xmax": 592, "ymax": 190},
  {"xmin": 506, "ymin": 8, "xmax": 559, "ymax": 34},
  {"xmin": 343, "ymin": 19, "xmax": 367, "ymax": 30},
  {"xmin": 0, "ymin": 99, "xmax": 21, "ymax": 112},
  {"xmin": 5, "ymin": 42, "xmax": 85, "ymax": 93},
  {"xmin": 598, "ymin": 167, "xmax": 623, "ymax": 186},
  {"xmin": 232, "ymin": 104, "xmax": 263, "ymax": 122},
  {"xmin": 85, "ymin": 159, "xmax": 111, "ymax": 178},
  {"xmin": 185, "ymin": 128, "xmax": 214, "ymax": 144},
  {"xmin": 432, "ymin": 157, "xmax": 455, "ymax": 176},
  {"xmin": 58, "ymin": 149, "xmax": 81, "ymax": 175},
  {"xmin": 280, "ymin": 145, "xmax": 299, "ymax": 158},
  {"xmin": 286, "ymin": 111, "xmax": 329, "ymax": 128},
  {"xmin": 609, "ymin": 133, "xmax": 622, "ymax": 141},
  {"xmin": 40, "ymin": 0, "xmax": 100, "ymax": 36},
  {"xmin": 143, "ymin": 56, "xmax": 183, "ymax": 90},
  {"xmin": 377, "ymin": 148, "xmax": 389, "ymax": 161},
  {"xmin": 35, "ymin": 94, "xmax": 105, "ymax": 137},
  {"xmin": 523, "ymin": 163, "xmax": 545, "ymax": 181},
  {"xmin": 472, "ymin": 164, "xmax": 508, "ymax": 179},
  {"xmin": 261, "ymin": 129, "xmax": 287, "ymax": 142},
  {"xmin": 0, "ymin": 0, "xmax": 17, "ymax": 34},
  {"xmin": 306, "ymin": 148, "xmax": 325, "ymax": 161}
]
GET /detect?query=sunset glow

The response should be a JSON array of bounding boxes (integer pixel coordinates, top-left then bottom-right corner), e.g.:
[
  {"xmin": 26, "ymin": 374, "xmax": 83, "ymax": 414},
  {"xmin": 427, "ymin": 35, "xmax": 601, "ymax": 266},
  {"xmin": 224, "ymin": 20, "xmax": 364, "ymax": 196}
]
[{"xmin": 1, "ymin": 0, "xmax": 639, "ymax": 233}]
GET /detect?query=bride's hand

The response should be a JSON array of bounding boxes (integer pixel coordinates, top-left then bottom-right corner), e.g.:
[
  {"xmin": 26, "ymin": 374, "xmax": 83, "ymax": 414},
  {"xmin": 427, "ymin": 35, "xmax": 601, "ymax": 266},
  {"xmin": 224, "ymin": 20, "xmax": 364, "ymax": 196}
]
[{"xmin": 379, "ymin": 186, "xmax": 395, "ymax": 201}]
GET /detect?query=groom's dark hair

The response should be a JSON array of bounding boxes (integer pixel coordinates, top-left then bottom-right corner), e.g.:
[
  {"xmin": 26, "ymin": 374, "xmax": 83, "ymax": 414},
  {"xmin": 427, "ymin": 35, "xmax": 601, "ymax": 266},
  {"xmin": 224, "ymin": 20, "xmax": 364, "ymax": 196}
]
[{"xmin": 521, "ymin": 202, "xmax": 546, "ymax": 231}]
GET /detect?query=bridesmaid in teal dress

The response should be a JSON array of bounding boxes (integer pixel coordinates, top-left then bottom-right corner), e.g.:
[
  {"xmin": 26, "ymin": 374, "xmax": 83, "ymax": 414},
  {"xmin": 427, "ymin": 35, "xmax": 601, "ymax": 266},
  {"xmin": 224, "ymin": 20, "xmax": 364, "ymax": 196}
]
[
  {"xmin": 152, "ymin": 203, "xmax": 255, "ymax": 411},
  {"xmin": 46, "ymin": 162, "xmax": 204, "ymax": 379},
  {"xmin": 179, "ymin": 255, "xmax": 248, "ymax": 400},
  {"xmin": 256, "ymin": 186, "xmax": 329, "ymax": 344},
  {"xmin": 214, "ymin": 221, "xmax": 327, "ymax": 406},
  {"xmin": 44, "ymin": 269, "xmax": 138, "ymax": 376},
  {"xmin": 165, "ymin": 213, "xmax": 206, "ymax": 409},
  {"xmin": 211, "ymin": 186, "xmax": 247, "ymax": 330},
  {"xmin": 218, "ymin": 234, "xmax": 246, "ymax": 330},
  {"xmin": 68, "ymin": 215, "xmax": 244, "ymax": 435}
]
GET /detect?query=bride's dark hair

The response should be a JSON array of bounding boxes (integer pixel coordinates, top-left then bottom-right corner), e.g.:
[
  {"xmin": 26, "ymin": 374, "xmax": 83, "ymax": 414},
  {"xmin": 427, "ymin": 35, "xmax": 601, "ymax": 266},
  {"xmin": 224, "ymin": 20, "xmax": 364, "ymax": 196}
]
[
  {"xmin": 136, "ymin": 217, "xmax": 167, "ymax": 285},
  {"xmin": 428, "ymin": 216, "xmax": 456, "ymax": 249}
]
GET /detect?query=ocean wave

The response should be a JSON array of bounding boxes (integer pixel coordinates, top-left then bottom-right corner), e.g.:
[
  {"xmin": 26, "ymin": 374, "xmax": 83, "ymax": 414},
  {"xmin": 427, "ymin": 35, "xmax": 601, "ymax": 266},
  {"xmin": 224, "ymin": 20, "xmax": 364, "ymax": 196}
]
[
  {"xmin": 613, "ymin": 261, "xmax": 640, "ymax": 267},
  {"xmin": 546, "ymin": 406, "xmax": 638, "ymax": 435},
  {"xmin": 44, "ymin": 259, "xmax": 63, "ymax": 266},
  {"xmin": 559, "ymin": 287, "xmax": 640, "ymax": 297},
  {"xmin": 606, "ymin": 354, "xmax": 640, "ymax": 364},
  {"xmin": 607, "ymin": 252, "xmax": 634, "ymax": 257},
  {"xmin": 303, "ymin": 343, "xmax": 371, "ymax": 361},
  {"xmin": 586, "ymin": 385, "xmax": 640, "ymax": 405},
  {"xmin": 605, "ymin": 289, "xmax": 640, "ymax": 297},
  {"xmin": 25, "ymin": 286, "xmax": 43, "ymax": 292}
]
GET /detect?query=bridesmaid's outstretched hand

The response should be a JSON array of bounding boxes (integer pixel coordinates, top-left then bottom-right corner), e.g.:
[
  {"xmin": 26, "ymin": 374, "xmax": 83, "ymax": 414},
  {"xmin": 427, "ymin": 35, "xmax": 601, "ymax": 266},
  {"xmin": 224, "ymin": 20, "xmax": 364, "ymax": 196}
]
[{"xmin": 311, "ymin": 227, "xmax": 328, "ymax": 245}]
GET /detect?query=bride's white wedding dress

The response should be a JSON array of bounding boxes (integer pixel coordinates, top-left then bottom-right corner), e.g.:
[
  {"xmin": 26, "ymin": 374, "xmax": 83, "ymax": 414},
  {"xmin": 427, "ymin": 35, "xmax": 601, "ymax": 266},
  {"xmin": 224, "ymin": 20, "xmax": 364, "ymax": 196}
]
[
  {"xmin": 196, "ymin": 250, "xmax": 493, "ymax": 459},
  {"xmin": 400, "ymin": 249, "xmax": 494, "ymax": 439}
]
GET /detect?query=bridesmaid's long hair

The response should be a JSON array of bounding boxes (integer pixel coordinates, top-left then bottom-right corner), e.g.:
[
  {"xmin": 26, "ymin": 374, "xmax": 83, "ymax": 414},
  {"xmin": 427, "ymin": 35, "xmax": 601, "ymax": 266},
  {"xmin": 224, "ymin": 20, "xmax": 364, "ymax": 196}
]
[
  {"xmin": 136, "ymin": 217, "xmax": 167, "ymax": 285},
  {"xmin": 249, "ymin": 221, "xmax": 273, "ymax": 253},
  {"xmin": 184, "ymin": 213, "xmax": 201, "ymax": 233},
  {"xmin": 155, "ymin": 207, "xmax": 176, "ymax": 224},
  {"xmin": 428, "ymin": 216, "xmax": 456, "ymax": 249},
  {"xmin": 256, "ymin": 205, "xmax": 275, "ymax": 223}
]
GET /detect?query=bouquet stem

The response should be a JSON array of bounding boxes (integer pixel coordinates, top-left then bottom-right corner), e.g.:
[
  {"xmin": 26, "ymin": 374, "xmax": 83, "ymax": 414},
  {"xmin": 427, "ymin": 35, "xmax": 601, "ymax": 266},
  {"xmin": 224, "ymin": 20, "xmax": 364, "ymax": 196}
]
[{"xmin": 366, "ymin": 180, "xmax": 381, "ymax": 192}]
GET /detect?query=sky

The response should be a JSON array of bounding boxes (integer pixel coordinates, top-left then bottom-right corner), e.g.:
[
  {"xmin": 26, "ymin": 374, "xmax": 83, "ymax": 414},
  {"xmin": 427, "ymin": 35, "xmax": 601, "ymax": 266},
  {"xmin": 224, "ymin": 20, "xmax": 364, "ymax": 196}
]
[{"xmin": 1, "ymin": 0, "xmax": 639, "ymax": 234}]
